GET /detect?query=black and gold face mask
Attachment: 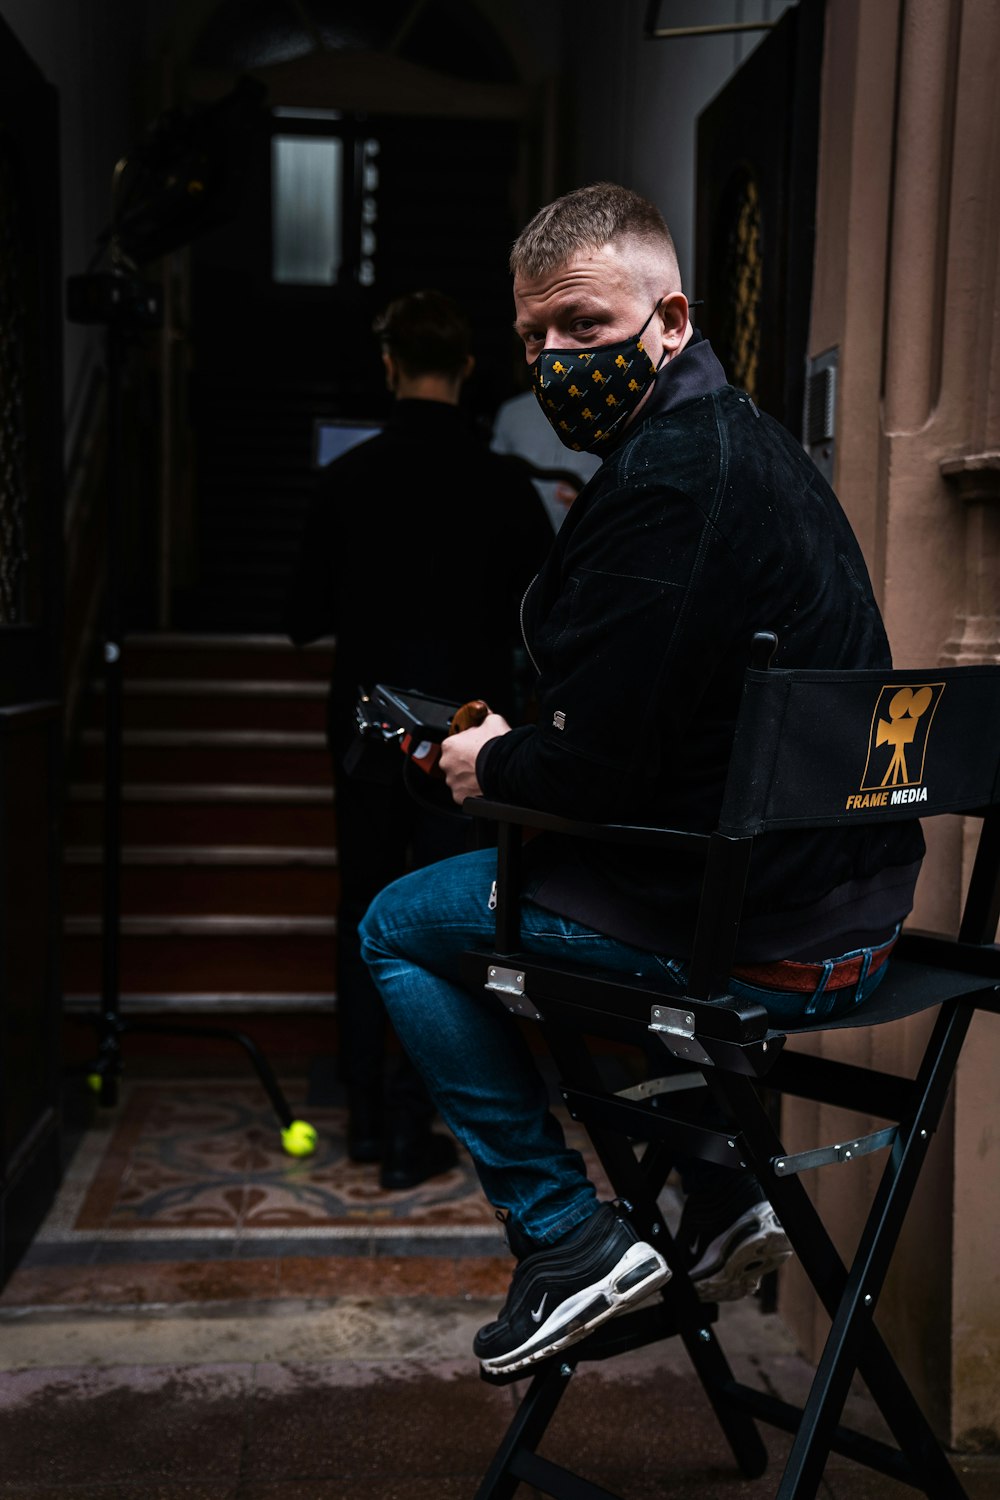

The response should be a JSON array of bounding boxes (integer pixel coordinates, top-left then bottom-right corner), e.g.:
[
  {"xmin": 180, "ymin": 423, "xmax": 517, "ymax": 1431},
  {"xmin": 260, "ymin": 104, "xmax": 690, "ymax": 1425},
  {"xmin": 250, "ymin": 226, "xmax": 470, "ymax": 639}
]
[{"xmin": 530, "ymin": 303, "xmax": 666, "ymax": 454}]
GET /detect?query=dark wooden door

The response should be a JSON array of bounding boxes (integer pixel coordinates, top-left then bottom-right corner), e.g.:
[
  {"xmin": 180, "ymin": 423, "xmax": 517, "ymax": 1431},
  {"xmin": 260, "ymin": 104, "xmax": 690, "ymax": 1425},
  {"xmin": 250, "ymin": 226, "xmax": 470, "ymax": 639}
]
[
  {"xmin": 694, "ymin": 0, "xmax": 825, "ymax": 438},
  {"xmin": 178, "ymin": 110, "xmax": 523, "ymax": 632},
  {"xmin": 0, "ymin": 16, "xmax": 65, "ymax": 1287}
]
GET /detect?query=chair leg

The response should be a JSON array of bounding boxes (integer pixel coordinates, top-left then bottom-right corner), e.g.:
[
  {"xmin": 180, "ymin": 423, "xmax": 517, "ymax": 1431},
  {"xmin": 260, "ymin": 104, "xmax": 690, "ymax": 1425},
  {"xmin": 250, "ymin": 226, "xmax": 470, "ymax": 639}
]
[
  {"xmin": 719, "ymin": 1080, "xmax": 951, "ymax": 1496},
  {"xmin": 772, "ymin": 1002, "xmax": 974, "ymax": 1499},
  {"xmin": 544, "ymin": 1024, "xmax": 769, "ymax": 1482},
  {"xmin": 474, "ymin": 1359, "xmax": 581, "ymax": 1500},
  {"xmin": 675, "ymin": 1295, "xmax": 769, "ymax": 1481},
  {"xmin": 711, "ymin": 1004, "xmax": 973, "ymax": 1499}
]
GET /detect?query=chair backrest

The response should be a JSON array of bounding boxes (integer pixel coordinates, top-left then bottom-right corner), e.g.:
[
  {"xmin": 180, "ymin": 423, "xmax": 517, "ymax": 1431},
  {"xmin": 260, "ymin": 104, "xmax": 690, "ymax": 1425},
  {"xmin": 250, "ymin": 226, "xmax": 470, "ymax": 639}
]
[
  {"xmin": 719, "ymin": 645, "xmax": 1000, "ymax": 837},
  {"xmin": 685, "ymin": 637, "xmax": 1000, "ymax": 999}
]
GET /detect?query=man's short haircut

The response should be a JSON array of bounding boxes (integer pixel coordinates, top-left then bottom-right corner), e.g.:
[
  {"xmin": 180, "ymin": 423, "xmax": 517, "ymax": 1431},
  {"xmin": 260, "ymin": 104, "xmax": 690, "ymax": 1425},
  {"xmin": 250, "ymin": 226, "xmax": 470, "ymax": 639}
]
[
  {"xmin": 509, "ymin": 181, "xmax": 679, "ymax": 283},
  {"xmin": 372, "ymin": 288, "xmax": 472, "ymax": 379}
]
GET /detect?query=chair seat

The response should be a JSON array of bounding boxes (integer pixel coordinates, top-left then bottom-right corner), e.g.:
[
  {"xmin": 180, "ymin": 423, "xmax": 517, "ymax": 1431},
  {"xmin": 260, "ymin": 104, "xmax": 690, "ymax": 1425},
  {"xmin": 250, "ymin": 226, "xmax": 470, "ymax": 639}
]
[{"xmin": 775, "ymin": 957, "xmax": 1000, "ymax": 1040}]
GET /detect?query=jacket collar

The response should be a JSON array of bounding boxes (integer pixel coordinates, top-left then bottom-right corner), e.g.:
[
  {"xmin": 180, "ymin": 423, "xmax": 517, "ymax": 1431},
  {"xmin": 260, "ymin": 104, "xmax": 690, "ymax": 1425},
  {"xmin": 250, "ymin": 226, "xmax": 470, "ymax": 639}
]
[{"xmin": 623, "ymin": 330, "xmax": 729, "ymax": 437}]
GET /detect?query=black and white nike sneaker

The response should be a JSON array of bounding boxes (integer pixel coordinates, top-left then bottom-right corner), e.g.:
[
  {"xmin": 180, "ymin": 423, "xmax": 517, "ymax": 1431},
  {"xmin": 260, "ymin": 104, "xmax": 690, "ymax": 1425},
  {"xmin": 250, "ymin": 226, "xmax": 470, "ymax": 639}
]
[
  {"xmin": 474, "ymin": 1201, "xmax": 671, "ymax": 1375},
  {"xmin": 678, "ymin": 1172, "xmax": 792, "ymax": 1303}
]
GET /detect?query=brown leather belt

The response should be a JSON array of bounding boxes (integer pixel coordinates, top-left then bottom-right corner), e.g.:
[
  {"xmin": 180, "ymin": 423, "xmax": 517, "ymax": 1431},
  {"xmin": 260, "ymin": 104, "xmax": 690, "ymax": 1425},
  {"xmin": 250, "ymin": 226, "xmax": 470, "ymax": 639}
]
[{"xmin": 732, "ymin": 935, "xmax": 898, "ymax": 994}]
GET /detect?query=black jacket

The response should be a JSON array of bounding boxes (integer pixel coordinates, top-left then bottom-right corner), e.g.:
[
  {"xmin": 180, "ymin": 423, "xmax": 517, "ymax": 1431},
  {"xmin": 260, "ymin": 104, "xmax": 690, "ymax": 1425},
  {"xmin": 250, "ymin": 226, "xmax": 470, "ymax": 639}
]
[
  {"xmin": 284, "ymin": 398, "xmax": 554, "ymax": 751},
  {"xmin": 477, "ymin": 338, "xmax": 924, "ymax": 962}
]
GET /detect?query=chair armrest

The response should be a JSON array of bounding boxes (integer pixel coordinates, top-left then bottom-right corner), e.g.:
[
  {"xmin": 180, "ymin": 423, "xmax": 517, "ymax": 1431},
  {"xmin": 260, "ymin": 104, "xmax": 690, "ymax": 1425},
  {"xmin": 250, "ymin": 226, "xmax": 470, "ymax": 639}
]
[
  {"xmin": 896, "ymin": 927, "xmax": 1000, "ymax": 978},
  {"xmin": 468, "ymin": 798, "xmax": 754, "ymax": 1006},
  {"xmin": 465, "ymin": 797, "xmax": 710, "ymax": 853}
]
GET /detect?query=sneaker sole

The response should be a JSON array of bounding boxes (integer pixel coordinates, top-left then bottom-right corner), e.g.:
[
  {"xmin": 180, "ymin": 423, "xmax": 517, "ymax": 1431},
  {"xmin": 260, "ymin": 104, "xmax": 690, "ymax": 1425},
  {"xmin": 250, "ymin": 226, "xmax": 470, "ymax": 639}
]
[
  {"xmin": 692, "ymin": 1204, "xmax": 792, "ymax": 1303},
  {"xmin": 478, "ymin": 1241, "xmax": 671, "ymax": 1375}
]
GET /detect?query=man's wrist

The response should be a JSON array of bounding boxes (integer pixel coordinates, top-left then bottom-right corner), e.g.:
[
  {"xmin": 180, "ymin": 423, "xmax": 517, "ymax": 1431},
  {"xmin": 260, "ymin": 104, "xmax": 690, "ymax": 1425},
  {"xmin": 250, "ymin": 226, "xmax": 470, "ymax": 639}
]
[{"xmin": 475, "ymin": 736, "xmax": 498, "ymax": 792}]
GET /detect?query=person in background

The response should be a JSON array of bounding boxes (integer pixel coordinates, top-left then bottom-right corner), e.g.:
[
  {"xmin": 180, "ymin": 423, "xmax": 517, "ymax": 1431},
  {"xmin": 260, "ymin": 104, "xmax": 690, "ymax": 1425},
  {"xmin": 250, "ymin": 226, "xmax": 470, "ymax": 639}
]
[
  {"xmin": 284, "ymin": 288, "xmax": 552, "ymax": 1191},
  {"xmin": 490, "ymin": 380, "xmax": 601, "ymax": 530}
]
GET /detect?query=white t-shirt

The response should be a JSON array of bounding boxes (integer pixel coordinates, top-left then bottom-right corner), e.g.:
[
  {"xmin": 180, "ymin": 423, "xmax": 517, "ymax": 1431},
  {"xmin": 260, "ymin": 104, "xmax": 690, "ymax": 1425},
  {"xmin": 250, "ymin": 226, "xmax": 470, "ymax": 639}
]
[{"xmin": 490, "ymin": 390, "xmax": 602, "ymax": 531}]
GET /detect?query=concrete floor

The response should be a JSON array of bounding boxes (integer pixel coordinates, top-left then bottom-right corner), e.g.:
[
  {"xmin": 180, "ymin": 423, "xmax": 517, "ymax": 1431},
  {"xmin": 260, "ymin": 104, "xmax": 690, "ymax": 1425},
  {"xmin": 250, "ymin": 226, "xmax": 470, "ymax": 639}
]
[{"xmin": 3, "ymin": 1287, "xmax": 999, "ymax": 1499}]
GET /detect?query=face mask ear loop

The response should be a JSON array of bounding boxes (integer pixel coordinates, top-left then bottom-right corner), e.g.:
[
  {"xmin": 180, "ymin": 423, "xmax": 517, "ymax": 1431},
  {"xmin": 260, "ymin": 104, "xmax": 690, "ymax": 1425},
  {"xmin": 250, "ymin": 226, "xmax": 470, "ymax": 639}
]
[{"xmin": 647, "ymin": 298, "xmax": 676, "ymax": 375}]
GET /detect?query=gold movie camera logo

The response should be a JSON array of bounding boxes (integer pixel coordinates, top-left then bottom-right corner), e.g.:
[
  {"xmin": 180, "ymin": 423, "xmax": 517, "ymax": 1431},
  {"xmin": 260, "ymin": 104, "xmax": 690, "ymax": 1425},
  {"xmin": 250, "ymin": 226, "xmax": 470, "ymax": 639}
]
[{"xmin": 846, "ymin": 682, "xmax": 945, "ymax": 811}]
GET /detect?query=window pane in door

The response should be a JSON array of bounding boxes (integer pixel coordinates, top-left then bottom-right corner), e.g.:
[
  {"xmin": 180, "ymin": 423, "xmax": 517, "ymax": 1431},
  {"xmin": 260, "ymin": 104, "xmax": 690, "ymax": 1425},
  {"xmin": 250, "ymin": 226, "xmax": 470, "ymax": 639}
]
[{"xmin": 271, "ymin": 134, "xmax": 342, "ymax": 284}]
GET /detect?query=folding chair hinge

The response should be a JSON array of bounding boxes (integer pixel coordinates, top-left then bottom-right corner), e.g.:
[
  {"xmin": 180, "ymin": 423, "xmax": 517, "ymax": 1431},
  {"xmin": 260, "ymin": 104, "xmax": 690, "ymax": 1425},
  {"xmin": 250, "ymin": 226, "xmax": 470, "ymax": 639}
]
[
  {"xmin": 648, "ymin": 1005, "xmax": 714, "ymax": 1066},
  {"xmin": 772, "ymin": 1125, "xmax": 898, "ymax": 1176},
  {"xmin": 615, "ymin": 1074, "xmax": 708, "ymax": 1102},
  {"xmin": 484, "ymin": 965, "xmax": 544, "ymax": 1020}
]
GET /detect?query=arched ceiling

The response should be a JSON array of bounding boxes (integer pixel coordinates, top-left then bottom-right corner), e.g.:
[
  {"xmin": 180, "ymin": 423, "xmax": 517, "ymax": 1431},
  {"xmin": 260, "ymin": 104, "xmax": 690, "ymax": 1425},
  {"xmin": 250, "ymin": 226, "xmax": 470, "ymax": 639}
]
[
  {"xmin": 167, "ymin": 0, "xmax": 533, "ymax": 119},
  {"xmin": 190, "ymin": 0, "xmax": 518, "ymax": 84}
]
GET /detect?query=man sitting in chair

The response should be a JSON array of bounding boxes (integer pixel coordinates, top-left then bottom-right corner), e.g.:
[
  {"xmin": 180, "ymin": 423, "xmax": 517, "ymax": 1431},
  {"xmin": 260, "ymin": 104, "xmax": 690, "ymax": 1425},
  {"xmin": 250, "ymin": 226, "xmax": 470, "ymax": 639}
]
[{"xmin": 359, "ymin": 182, "xmax": 925, "ymax": 1376}]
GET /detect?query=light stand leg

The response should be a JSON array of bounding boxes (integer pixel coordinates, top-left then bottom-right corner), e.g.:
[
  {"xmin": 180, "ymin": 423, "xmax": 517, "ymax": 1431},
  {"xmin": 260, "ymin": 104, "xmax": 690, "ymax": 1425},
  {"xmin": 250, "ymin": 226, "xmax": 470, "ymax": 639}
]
[{"xmin": 97, "ymin": 320, "xmax": 125, "ymax": 1105}]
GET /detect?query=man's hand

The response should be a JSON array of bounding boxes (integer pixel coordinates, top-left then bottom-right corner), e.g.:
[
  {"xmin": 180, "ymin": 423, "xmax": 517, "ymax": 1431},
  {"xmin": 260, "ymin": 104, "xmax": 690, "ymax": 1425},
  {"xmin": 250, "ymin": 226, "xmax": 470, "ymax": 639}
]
[{"xmin": 439, "ymin": 712, "xmax": 510, "ymax": 805}]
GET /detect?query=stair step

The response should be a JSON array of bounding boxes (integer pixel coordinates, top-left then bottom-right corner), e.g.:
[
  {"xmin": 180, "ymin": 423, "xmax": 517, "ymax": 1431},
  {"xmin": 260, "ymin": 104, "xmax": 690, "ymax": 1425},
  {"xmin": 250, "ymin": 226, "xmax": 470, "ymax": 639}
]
[
  {"xmin": 84, "ymin": 679, "xmax": 328, "ymax": 733},
  {"xmin": 63, "ymin": 861, "xmax": 338, "ymax": 917},
  {"xmin": 65, "ymin": 845, "xmax": 337, "ymax": 865},
  {"xmin": 120, "ymin": 633, "xmax": 334, "ymax": 682},
  {"xmin": 64, "ymin": 784, "xmax": 334, "ymax": 846},
  {"xmin": 62, "ymin": 927, "xmax": 337, "ymax": 992},
  {"xmin": 81, "ymin": 729, "xmax": 325, "ymax": 747},
  {"xmin": 171, "ymin": 605, "xmax": 289, "ymax": 634},
  {"xmin": 69, "ymin": 782, "xmax": 331, "ymax": 802},
  {"xmin": 62, "ymin": 992, "xmax": 336, "ymax": 1014},
  {"xmin": 65, "ymin": 914, "xmax": 336, "ymax": 936},
  {"xmin": 77, "ymin": 732, "xmax": 330, "ymax": 785},
  {"xmin": 195, "ymin": 547, "xmax": 302, "ymax": 575},
  {"xmin": 103, "ymin": 679, "xmax": 327, "ymax": 697},
  {"xmin": 199, "ymin": 513, "xmax": 311, "ymax": 538}
]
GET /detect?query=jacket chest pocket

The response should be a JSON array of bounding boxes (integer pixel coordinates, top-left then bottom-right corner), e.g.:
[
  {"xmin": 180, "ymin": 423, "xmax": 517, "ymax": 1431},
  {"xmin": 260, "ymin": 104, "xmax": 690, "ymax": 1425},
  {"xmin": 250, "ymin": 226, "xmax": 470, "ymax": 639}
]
[{"xmin": 532, "ymin": 573, "xmax": 582, "ymax": 660}]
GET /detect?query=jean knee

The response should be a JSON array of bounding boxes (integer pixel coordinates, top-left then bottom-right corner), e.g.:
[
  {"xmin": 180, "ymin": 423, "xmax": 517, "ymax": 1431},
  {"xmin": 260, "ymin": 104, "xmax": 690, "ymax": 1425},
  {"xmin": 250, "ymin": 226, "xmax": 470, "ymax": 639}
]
[
  {"xmin": 357, "ymin": 865, "xmax": 431, "ymax": 969},
  {"xmin": 357, "ymin": 882, "xmax": 393, "ymax": 964}
]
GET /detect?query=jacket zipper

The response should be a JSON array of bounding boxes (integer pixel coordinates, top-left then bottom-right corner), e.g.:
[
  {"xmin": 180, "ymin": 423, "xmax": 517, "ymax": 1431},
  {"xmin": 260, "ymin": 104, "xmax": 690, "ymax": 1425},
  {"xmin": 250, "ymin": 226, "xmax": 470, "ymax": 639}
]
[{"xmin": 519, "ymin": 574, "xmax": 540, "ymax": 676}]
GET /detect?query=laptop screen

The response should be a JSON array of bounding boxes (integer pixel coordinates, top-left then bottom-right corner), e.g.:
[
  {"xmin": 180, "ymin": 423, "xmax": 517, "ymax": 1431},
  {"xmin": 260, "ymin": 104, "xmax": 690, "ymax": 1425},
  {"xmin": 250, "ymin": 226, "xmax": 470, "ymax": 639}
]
[{"xmin": 312, "ymin": 417, "xmax": 384, "ymax": 468}]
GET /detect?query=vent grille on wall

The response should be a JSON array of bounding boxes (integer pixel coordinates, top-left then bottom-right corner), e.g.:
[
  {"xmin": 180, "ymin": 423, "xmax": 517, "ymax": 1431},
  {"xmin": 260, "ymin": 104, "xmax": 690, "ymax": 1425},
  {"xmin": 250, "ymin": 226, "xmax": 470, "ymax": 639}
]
[{"xmin": 804, "ymin": 346, "xmax": 837, "ymax": 483}]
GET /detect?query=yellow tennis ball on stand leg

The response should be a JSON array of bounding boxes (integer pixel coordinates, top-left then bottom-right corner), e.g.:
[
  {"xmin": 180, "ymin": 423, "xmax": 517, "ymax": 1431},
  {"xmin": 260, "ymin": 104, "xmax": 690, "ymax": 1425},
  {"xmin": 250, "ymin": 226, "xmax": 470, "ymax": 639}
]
[{"xmin": 281, "ymin": 1119, "xmax": 318, "ymax": 1157}]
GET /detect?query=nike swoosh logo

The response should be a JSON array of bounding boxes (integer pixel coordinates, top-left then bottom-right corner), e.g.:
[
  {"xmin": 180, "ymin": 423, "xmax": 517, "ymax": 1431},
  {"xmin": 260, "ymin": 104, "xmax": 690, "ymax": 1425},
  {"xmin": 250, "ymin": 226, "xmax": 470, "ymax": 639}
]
[{"xmin": 530, "ymin": 1294, "xmax": 547, "ymax": 1323}]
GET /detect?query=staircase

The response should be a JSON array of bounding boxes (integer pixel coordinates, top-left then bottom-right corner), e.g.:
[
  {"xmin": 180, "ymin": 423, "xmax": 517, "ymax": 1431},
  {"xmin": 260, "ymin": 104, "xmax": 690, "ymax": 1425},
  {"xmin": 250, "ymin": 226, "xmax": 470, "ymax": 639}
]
[{"xmin": 62, "ymin": 633, "xmax": 338, "ymax": 1016}]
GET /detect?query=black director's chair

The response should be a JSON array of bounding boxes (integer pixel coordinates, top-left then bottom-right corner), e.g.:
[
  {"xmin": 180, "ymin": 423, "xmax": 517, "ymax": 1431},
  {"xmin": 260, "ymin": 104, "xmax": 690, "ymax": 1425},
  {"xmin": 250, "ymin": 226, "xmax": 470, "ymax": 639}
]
[{"xmin": 459, "ymin": 633, "xmax": 1000, "ymax": 1500}]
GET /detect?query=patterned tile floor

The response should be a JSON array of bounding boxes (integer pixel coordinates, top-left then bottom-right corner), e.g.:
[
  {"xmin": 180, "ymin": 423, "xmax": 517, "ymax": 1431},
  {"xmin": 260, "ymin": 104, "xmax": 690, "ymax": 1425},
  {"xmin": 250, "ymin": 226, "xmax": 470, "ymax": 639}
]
[
  {"xmin": 50, "ymin": 1080, "xmax": 501, "ymax": 1240},
  {"xmin": 4, "ymin": 1061, "xmax": 614, "ymax": 1306}
]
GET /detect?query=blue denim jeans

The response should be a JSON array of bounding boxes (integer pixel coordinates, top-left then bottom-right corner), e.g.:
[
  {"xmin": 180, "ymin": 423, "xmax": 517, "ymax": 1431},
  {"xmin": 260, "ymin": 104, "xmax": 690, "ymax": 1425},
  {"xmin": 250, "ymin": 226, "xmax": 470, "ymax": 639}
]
[{"xmin": 359, "ymin": 846, "xmax": 892, "ymax": 1245}]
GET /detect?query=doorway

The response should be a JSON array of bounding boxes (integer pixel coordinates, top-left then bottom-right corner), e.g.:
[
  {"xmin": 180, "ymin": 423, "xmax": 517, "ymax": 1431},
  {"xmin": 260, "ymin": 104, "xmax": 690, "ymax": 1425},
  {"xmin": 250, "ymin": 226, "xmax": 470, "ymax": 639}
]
[{"xmin": 694, "ymin": 0, "xmax": 825, "ymax": 437}]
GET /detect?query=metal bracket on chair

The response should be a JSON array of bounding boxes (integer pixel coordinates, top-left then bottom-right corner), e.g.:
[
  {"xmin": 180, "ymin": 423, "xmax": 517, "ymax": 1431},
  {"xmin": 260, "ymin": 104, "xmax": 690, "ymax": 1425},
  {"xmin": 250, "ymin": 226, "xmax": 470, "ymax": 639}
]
[
  {"xmin": 772, "ymin": 1125, "xmax": 898, "ymax": 1176},
  {"xmin": 484, "ymin": 965, "xmax": 544, "ymax": 1020},
  {"xmin": 648, "ymin": 1005, "xmax": 714, "ymax": 1066},
  {"xmin": 616, "ymin": 1073, "xmax": 708, "ymax": 1102}
]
